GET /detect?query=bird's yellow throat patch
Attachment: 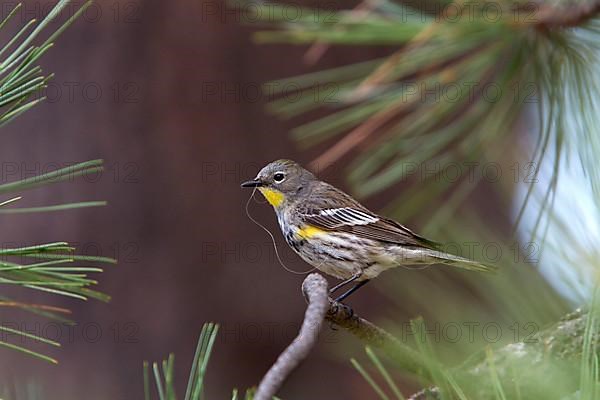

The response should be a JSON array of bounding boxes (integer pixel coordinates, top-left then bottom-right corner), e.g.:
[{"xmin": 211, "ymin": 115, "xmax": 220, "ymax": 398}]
[{"xmin": 258, "ymin": 187, "xmax": 285, "ymax": 208}]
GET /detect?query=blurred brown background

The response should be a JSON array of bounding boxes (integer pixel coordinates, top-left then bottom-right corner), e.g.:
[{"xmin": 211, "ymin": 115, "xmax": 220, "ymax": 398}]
[
  {"xmin": 0, "ymin": 0, "xmax": 532, "ymax": 400},
  {"xmin": 0, "ymin": 0, "xmax": 406, "ymax": 398}
]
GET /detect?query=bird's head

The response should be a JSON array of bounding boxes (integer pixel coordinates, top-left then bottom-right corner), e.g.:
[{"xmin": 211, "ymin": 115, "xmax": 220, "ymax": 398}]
[{"xmin": 241, "ymin": 159, "xmax": 315, "ymax": 208}]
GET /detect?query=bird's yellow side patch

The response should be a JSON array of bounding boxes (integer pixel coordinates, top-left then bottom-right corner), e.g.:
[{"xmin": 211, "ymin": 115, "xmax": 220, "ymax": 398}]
[
  {"xmin": 296, "ymin": 225, "xmax": 325, "ymax": 239},
  {"xmin": 258, "ymin": 187, "xmax": 285, "ymax": 208}
]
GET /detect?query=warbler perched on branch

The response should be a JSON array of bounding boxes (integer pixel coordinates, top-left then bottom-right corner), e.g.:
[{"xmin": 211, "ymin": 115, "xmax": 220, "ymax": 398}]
[{"xmin": 242, "ymin": 159, "xmax": 495, "ymax": 302}]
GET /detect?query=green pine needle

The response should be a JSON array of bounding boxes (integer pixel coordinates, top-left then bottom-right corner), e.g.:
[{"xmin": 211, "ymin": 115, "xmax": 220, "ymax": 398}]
[
  {"xmin": 144, "ymin": 323, "xmax": 221, "ymax": 400},
  {"xmin": 365, "ymin": 346, "xmax": 405, "ymax": 400},
  {"xmin": 0, "ymin": 0, "xmax": 92, "ymax": 126},
  {"xmin": 0, "ymin": 0, "xmax": 111, "ymax": 366},
  {"xmin": 351, "ymin": 358, "xmax": 391, "ymax": 400},
  {"xmin": 0, "ymin": 201, "xmax": 107, "ymax": 214}
]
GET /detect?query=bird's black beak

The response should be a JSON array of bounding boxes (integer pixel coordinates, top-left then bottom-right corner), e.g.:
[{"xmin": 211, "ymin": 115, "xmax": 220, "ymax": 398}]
[{"xmin": 240, "ymin": 179, "xmax": 262, "ymax": 188}]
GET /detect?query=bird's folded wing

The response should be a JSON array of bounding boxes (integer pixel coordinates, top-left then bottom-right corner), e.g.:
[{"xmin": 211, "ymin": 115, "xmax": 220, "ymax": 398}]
[{"xmin": 301, "ymin": 207, "xmax": 439, "ymax": 249}]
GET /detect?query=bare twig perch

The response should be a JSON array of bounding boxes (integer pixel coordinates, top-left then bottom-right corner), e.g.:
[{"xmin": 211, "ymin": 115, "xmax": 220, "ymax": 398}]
[
  {"xmin": 325, "ymin": 296, "xmax": 425, "ymax": 375},
  {"xmin": 256, "ymin": 273, "xmax": 427, "ymax": 400},
  {"xmin": 254, "ymin": 273, "xmax": 329, "ymax": 400},
  {"xmin": 256, "ymin": 271, "xmax": 595, "ymax": 400}
]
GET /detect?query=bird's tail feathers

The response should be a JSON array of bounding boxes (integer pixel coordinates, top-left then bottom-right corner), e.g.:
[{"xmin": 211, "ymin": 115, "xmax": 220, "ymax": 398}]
[{"xmin": 429, "ymin": 251, "xmax": 497, "ymax": 273}]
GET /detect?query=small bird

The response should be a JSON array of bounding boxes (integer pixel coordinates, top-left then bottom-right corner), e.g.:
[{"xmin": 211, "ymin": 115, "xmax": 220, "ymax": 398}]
[{"xmin": 241, "ymin": 159, "xmax": 495, "ymax": 302}]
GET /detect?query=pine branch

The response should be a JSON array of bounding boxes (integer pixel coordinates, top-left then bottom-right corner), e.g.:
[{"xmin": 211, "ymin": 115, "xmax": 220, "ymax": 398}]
[
  {"xmin": 254, "ymin": 273, "xmax": 329, "ymax": 400},
  {"xmin": 0, "ymin": 0, "xmax": 108, "ymax": 368},
  {"xmin": 407, "ymin": 308, "xmax": 596, "ymax": 399},
  {"xmin": 531, "ymin": 0, "xmax": 600, "ymax": 27},
  {"xmin": 252, "ymin": 0, "xmax": 600, "ymax": 236},
  {"xmin": 325, "ymin": 296, "xmax": 427, "ymax": 377},
  {"xmin": 143, "ymin": 323, "xmax": 220, "ymax": 400},
  {"xmin": 0, "ymin": 0, "xmax": 92, "ymax": 126},
  {"xmin": 255, "ymin": 273, "xmax": 435, "ymax": 400}
]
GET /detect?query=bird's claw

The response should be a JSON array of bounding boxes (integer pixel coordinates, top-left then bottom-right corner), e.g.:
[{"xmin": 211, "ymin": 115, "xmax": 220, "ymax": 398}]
[
  {"xmin": 344, "ymin": 305, "xmax": 354, "ymax": 319},
  {"xmin": 335, "ymin": 301, "xmax": 354, "ymax": 319}
]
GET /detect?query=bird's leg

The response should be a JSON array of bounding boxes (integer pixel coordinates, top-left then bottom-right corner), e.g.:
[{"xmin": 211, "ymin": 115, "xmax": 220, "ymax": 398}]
[
  {"xmin": 335, "ymin": 279, "xmax": 370, "ymax": 303},
  {"xmin": 329, "ymin": 274, "xmax": 360, "ymax": 294}
]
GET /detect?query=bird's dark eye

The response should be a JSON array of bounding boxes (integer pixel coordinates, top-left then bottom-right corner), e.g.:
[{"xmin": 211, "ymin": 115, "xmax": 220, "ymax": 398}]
[{"xmin": 273, "ymin": 172, "xmax": 285, "ymax": 183}]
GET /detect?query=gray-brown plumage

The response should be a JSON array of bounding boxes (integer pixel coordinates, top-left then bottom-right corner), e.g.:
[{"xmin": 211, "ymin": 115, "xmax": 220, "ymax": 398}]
[{"xmin": 242, "ymin": 159, "xmax": 495, "ymax": 301}]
